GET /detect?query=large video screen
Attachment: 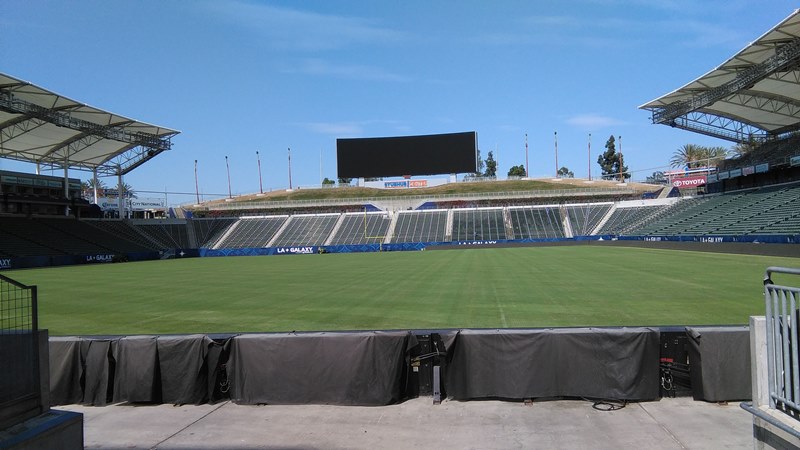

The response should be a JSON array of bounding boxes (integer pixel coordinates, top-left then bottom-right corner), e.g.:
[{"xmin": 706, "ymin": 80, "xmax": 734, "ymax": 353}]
[{"xmin": 337, "ymin": 131, "xmax": 477, "ymax": 178}]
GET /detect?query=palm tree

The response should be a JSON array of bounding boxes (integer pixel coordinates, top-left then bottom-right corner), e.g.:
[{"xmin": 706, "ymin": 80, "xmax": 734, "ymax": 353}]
[
  {"xmin": 81, "ymin": 177, "xmax": 107, "ymax": 199},
  {"xmin": 670, "ymin": 144, "xmax": 727, "ymax": 169},
  {"xmin": 120, "ymin": 182, "xmax": 137, "ymax": 199}
]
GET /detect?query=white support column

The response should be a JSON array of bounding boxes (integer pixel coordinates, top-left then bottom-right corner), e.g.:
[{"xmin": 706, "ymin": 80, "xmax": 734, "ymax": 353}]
[
  {"xmin": 63, "ymin": 156, "xmax": 70, "ymax": 216},
  {"xmin": 117, "ymin": 172, "xmax": 125, "ymax": 219},
  {"xmin": 93, "ymin": 169, "xmax": 99, "ymax": 205}
]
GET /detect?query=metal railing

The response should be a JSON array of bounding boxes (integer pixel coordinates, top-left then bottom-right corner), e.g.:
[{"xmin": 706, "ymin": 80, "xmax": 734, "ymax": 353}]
[
  {"xmin": 0, "ymin": 273, "xmax": 41, "ymax": 430},
  {"xmin": 763, "ymin": 267, "xmax": 800, "ymax": 421}
]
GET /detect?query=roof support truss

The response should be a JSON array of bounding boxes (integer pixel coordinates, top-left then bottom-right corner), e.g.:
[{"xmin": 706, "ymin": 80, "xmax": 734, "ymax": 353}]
[
  {"xmin": 651, "ymin": 37, "xmax": 800, "ymax": 125},
  {"xmin": 0, "ymin": 88, "xmax": 172, "ymax": 152},
  {"xmin": 669, "ymin": 112, "xmax": 768, "ymax": 142}
]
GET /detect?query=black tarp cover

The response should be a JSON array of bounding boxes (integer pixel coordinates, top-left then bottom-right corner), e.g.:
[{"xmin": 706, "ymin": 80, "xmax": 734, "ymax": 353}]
[
  {"xmin": 112, "ymin": 336, "xmax": 159, "ymax": 403},
  {"xmin": 81, "ymin": 339, "xmax": 113, "ymax": 406},
  {"xmin": 157, "ymin": 334, "xmax": 214, "ymax": 405},
  {"xmin": 685, "ymin": 326, "xmax": 751, "ymax": 402},
  {"xmin": 445, "ymin": 328, "xmax": 660, "ymax": 400},
  {"xmin": 228, "ymin": 331, "xmax": 413, "ymax": 405},
  {"xmin": 49, "ymin": 337, "xmax": 83, "ymax": 405}
]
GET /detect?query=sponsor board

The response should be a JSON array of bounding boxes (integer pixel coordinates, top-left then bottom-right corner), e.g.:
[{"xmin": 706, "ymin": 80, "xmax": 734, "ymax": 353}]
[
  {"xmin": 742, "ymin": 166, "xmax": 755, "ymax": 176},
  {"xmin": 275, "ymin": 246, "xmax": 317, "ymax": 255},
  {"xmin": 97, "ymin": 197, "xmax": 166, "ymax": 211},
  {"xmin": 85, "ymin": 254, "xmax": 115, "ymax": 263},
  {"xmin": 756, "ymin": 163, "xmax": 769, "ymax": 173},
  {"xmin": 706, "ymin": 174, "xmax": 718, "ymax": 183},
  {"xmin": 699, "ymin": 236, "xmax": 723, "ymax": 243},
  {"xmin": 718, "ymin": 171, "xmax": 730, "ymax": 180},
  {"xmin": 130, "ymin": 198, "xmax": 166, "ymax": 209},
  {"xmin": 0, "ymin": 258, "xmax": 12, "ymax": 270},
  {"xmin": 456, "ymin": 240, "xmax": 498, "ymax": 246},
  {"xmin": 671, "ymin": 175, "xmax": 706, "ymax": 188},
  {"xmin": 729, "ymin": 168, "xmax": 742, "ymax": 178},
  {"xmin": 383, "ymin": 180, "xmax": 429, "ymax": 189},
  {"xmin": 791, "ymin": 156, "xmax": 800, "ymax": 167}
]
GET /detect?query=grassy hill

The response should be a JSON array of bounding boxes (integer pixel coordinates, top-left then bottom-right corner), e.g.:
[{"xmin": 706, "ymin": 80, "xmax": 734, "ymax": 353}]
[{"xmin": 201, "ymin": 178, "xmax": 651, "ymax": 207}]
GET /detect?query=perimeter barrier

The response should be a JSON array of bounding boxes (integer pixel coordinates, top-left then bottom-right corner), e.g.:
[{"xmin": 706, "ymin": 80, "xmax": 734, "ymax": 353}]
[{"xmin": 0, "ymin": 274, "xmax": 42, "ymax": 430}]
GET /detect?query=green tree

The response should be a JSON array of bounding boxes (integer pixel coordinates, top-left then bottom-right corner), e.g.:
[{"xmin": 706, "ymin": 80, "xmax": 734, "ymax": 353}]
[
  {"xmin": 597, "ymin": 135, "xmax": 629, "ymax": 180},
  {"xmin": 81, "ymin": 177, "xmax": 107, "ymax": 199},
  {"xmin": 646, "ymin": 171, "xmax": 666, "ymax": 184},
  {"xmin": 322, "ymin": 177, "xmax": 336, "ymax": 186},
  {"xmin": 483, "ymin": 151, "xmax": 497, "ymax": 178},
  {"xmin": 120, "ymin": 182, "xmax": 136, "ymax": 198},
  {"xmin": 557, "ymin": 166, "xmax": 574, "ymax": 178},
  {"xmin": 507, "ymin": 164, "xmax": 526, "ymax": 177},
  {"xmin": 670, "ymin": 144, "xmax": 726, "ymax": 169},
  {"xmin": 338, "ymin": 177, "xmax": 353, "ymax": 185},
  {"xmin": 474, "ymin": 148, "xmax": 485, "ymax": 177},
  {"xmin": 730, "ymin": 136, "xmax": 759, "ymax": 158}
]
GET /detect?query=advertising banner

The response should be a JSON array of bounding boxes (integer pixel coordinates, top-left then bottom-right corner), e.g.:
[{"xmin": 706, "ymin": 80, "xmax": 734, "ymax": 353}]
[
  {"xmin": 97, "ymin": 197, "xmax": 166, "ymax": 211},
  {"xmin": 742, "ymin": 166, "xmax": 755, "ymax": 176},
  {"xmin": 671, "ymin": 175, "xmax": 707, "ymax": 189}
]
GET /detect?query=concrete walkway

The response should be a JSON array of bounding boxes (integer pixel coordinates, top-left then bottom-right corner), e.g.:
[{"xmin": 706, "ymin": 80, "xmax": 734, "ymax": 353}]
[{"xmin": 61, "ymin": 396, "xmax": 753, "ymax": 449}]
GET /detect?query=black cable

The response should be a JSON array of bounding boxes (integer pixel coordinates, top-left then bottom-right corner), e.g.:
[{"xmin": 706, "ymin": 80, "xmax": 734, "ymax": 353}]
[{"xmin": 582, "ymin": 396, "xmax": 627, "ymax": 411}]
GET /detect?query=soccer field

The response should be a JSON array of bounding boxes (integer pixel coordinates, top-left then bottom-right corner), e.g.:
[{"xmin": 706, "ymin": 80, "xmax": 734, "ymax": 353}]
[{"xmin": 7, "ymin": 245, "xmax": 798, "ymax": 335}]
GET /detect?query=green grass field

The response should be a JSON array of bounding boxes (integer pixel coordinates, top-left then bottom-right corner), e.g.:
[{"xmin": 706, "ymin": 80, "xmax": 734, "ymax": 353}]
[{"xmin": 6, "ymin": 245, "xmax": 798, "ymax": 335}]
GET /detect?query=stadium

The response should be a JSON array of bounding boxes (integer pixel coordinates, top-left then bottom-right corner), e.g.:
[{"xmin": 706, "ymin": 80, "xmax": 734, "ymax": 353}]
[{"xmin": 2, "ymin": 6, "xmax": 800, "ymax": 450}]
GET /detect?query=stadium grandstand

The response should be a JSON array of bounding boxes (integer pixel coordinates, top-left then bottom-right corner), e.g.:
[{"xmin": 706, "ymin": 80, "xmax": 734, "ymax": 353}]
[{"xmin": 3, "ymin": 10, "xmax": 800, "ymax": 450}]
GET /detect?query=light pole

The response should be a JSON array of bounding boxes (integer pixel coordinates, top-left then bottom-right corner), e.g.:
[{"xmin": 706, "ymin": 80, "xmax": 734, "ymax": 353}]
[
  {"xmin": 588, "ymin": 133, "xmax": 591, "ymax": 181},
  {"xmin": 554, "ymin": 131, "xmax": 559, "ymax": 178},
  {"xmin": 288, "ymin": 147, "xmax": 293, "ymax": 190},
  {"xmin": 194, "ymin": 159, "xmax": 200, "ymax": 204},
  {"xmin": 256, "ymin": 151, "xmax": 263, "ymax": 194},
  {"xmin": 618, "ymin": 136, "xmax": 623, "ymax": 183},
  {"xmin": 525, "ymin": 133, "xmax": 529, "ymax": 178},
  {"xmin": 225, "ymin": 155, "xmax": 232, "ymax": 199}
]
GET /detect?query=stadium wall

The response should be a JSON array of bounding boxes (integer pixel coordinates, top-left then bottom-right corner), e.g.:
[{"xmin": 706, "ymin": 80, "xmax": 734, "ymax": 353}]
[{"xmin": 46, "ymin": 326, "xmax": 752, "ymax": 407}]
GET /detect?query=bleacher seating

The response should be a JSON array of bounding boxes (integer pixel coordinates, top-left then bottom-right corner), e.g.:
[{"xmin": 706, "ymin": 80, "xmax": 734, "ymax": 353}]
[
  {"xmin": 508, "ymin": 207, "xmax": 564, "ymax": 239},
  {"xmin": 190, "ymin": 217, "xmax": 238, "ymax": 247},
  {"xmin": 84, "ymin": 219, "xmax": 161, "ymax": 250},
  {"xmin": 392, "ymin": 210, "xmax": 448, "ymax": 243},
  {"xmin": 598, "ymin": 204, "xmax": 672, "ymax": 236},
  {"xmin": 328, "ymin": 212, "xmax": 391, "ymax": 245},
  {"xmin": 451, "ymin": 208, "xmax": 506, "ymax": 241},
  {"xmin": 629, "ymin": 183, "xmax": 800, "ymax": 236},
  {"xmin": 0, "ymin": 217, "xmax": 151, "ymax": 256},
  {"xmin": 718, "ymin": 134, "xmax": 800, "ymax": 172},
  {"xmin": 565, "ymin": 203, "xmax": 612, "ymax": 236},
  {"xmin": 271, "ymin": 214, "xmax": 340, "ymax": 247},
  {"xmin": 216, "ymin": 216, "xmax": 288, "ymax": 248},
  {"xmin": 130, "ymin": 221, "xmax": 192, "ymax": 248},
  {"xmin": 2, "ymin": 182, "xmax": 800, "ymax": 262}
]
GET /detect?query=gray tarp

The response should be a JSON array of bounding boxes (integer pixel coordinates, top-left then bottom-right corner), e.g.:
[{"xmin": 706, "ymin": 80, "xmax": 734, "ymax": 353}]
[
  {"xmin": 48, "ymin": 337, "xmax": 83, "ymax": 405},
  {"xmin": 81, "ymin": 339, "xmax": 113, "ymax": 406},
  {"xmin": 228, "ymin": 331, "xmax": 413, "ymax": 405},
  {"xmin": 685, "ymin": 326, "xmax": 751, "ymax": 402},
  {"xmin": 445, "ymin": 328, "xmax": 660, "ymax": 400},
  {"xmin": 112, "ymin": 336, "xmax": 159, "ymax": 403},
  {"xmin": 157, "ymin": 334, "xmax": 214, "ymax": 405},
  {"xmin": 49, "ymin": 335, "xmax": 229, "ymax": 406}
]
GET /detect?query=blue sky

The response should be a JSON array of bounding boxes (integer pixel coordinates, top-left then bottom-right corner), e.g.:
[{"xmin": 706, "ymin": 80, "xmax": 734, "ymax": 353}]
[{"xmin": 2, "ymin": 1, "xmax": 797, "ymax": 204}]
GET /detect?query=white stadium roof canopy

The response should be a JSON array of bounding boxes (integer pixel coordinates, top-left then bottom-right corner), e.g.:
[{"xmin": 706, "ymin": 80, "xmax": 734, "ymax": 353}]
[
  {"xmin": 0, "ymin": 72, "xmax": 179, "ymax": 176},
  {"xmin": 640, "ymin": 9, "xmax": 800, "ymax": 143}
]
